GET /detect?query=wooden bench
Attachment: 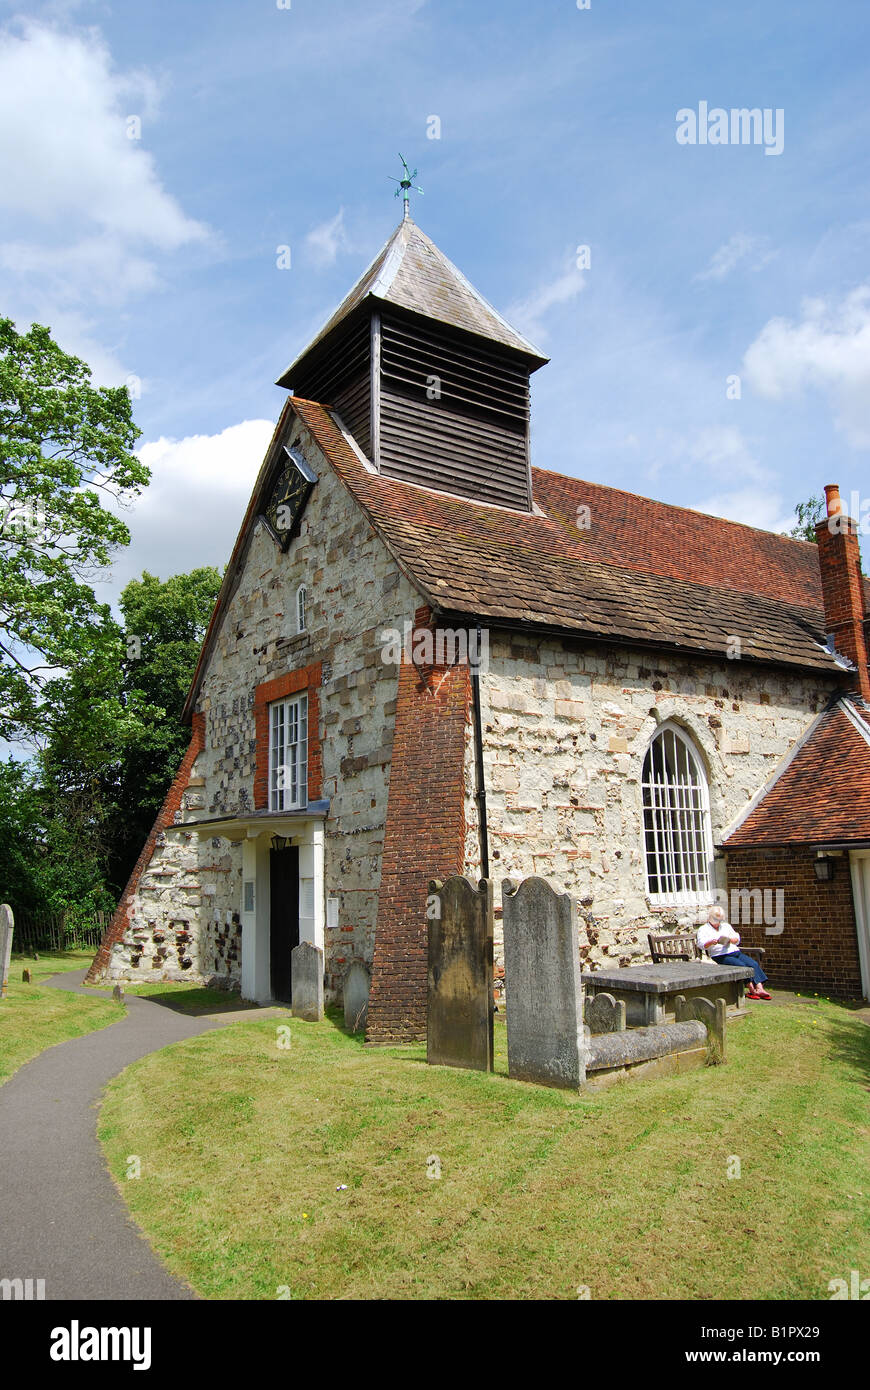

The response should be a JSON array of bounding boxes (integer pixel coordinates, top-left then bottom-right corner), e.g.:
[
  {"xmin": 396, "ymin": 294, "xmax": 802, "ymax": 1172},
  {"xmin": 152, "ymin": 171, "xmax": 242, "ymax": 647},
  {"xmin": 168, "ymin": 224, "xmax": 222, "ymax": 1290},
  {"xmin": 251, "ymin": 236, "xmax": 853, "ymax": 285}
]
[
  {"xmin": 648, "ymin": 932, "xmax": 699, "ymax": 962},
  {"xmin": 648, "ymin": 932, "xmax": 766, "ymax": 965}
]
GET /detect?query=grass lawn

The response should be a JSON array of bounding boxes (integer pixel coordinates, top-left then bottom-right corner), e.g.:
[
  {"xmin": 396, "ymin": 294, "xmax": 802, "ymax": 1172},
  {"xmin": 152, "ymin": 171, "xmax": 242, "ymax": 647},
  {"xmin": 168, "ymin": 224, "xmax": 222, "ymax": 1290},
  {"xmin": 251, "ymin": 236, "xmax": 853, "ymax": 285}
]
[
  {"xmin": 98, "ymin": 993, "xmax": 870, "ymax": 1301},
  {"xmin": 84, "ymin": 977, "xmax": 247, "ymax": 1015},
  {"xmin": 1, "ymin": 952, "xmax": 123, "ymax": 1084}
]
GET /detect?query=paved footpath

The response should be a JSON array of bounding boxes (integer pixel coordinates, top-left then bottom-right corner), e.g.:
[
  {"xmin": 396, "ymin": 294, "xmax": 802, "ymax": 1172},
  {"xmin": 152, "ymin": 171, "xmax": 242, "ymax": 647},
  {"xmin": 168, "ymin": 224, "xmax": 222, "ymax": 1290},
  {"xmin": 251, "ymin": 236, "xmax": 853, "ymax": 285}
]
[{"xmin": 0, "ymin": 971, "xmax": 281, "ymax": 1301}]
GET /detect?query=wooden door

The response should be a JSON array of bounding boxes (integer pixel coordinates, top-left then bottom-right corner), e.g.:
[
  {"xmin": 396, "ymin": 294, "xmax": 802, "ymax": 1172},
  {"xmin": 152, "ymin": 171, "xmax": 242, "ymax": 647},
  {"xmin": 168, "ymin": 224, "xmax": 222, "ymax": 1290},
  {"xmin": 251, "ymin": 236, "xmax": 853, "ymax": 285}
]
[{"xmin": 269, "ymin": 845, "xmax": 299, "ymax": 1003}]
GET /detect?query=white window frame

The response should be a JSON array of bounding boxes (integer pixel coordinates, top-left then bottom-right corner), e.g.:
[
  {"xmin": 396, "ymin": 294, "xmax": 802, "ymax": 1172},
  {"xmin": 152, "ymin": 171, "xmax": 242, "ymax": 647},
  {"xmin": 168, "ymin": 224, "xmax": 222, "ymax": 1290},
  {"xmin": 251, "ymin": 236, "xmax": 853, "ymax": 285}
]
[
  {"xmin": 296, "ymin": 584, "xmax": 307, "ymax": 635},
  {"xmin": 269, "ymin": 693, "xmax": 308, "ymax": 811},
  {"xmin": 642, "ymin": 721, "xmax": 714, "ymax": 906}
]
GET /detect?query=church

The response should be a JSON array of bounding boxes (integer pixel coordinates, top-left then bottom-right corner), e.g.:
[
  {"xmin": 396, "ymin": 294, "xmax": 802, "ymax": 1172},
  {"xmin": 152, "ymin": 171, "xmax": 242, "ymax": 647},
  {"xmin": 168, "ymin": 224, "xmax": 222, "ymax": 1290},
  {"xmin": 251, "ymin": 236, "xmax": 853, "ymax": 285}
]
[{"xmin": 88, "ymin": 209, "xmax": 870, "ymax": 1040}]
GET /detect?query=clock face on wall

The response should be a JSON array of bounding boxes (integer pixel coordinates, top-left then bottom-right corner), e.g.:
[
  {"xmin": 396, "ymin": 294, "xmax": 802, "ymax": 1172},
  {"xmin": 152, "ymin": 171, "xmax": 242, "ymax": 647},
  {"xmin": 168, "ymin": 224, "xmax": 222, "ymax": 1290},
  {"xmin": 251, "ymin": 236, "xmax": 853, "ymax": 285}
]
[{"xmin": 264, "ymin": 447, "xmax": 317, "ymax": 550}]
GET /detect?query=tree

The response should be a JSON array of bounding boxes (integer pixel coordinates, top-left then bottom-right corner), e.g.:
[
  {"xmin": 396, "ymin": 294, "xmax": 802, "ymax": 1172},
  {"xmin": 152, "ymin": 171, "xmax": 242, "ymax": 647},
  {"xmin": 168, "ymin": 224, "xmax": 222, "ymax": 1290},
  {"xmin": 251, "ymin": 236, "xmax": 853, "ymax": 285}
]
[
  {"xmin": 0, "ymin": 759, "xmax": 45, "ymax": 914},
  {"xmin": 0, "ymin": 318, "xmax": 148, "ymax": 743},
  {"xmin": 106, "ymin": 567, "xmax": 222, "ymax": 888},
  {"xmin": 0, "ymin": 753, "xmax": 117, "ymax": 923},
  {"xmin": 787, "ymin": 494, "xmax": 825, "ymax": 542},
  {"xmin": 2, "ymin": 566, "xmax": 223, "ymax": 917},
  {"xmin": 36, "ymin": 612, "xmax": 152, "ymax": 913}
]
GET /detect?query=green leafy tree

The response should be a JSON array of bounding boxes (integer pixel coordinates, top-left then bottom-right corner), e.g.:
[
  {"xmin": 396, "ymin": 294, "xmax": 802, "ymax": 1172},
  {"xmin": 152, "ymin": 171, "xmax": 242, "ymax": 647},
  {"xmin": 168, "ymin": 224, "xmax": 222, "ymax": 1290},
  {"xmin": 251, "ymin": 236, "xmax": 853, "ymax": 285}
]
[
  {"xmin": 0, "ymin": 318, "xmax": 148, "ymax": 743},
  {"xmin": 0, "ymin": 753, "xmax": 116, "ymax": 922},
  {"xmin": 107, "ymin": 567, "xmax": 222, "ymax": 888},
  {"xmin": 1, "ymin": 567, "xmax": 221, "ymax": 918},
  {"xmin": 0, "ymin": 758, "xmax": 46, "ymax": 913},
  {"xmin": 788, "ymin": 494, "xmax": 825, "ymax": 542},
  {"xmin": 36, "ymin": 614, "xmax": 154, "ymax": 912}
]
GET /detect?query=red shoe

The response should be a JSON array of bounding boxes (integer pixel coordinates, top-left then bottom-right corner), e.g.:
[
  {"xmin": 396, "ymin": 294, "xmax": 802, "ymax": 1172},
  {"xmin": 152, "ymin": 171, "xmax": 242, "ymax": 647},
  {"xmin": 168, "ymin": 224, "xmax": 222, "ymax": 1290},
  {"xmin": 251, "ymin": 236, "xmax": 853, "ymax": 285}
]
[{"xmin": 754, "ymin": 988, "xmax": 772, "ymax": 1000}]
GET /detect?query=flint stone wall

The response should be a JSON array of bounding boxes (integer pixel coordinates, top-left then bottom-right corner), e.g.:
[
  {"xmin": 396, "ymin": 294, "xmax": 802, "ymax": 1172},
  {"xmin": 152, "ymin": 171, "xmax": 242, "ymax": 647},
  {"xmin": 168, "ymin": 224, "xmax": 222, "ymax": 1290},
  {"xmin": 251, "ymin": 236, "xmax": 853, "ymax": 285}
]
[
  {"xmin": 106, "ymin": 751, "xmax": 242, "ymax": 986},
  {"xmin": 106, "ymin": 415, "xmax": 421, "ymax": 996},
  {"xmin": 463, "ymin": 632, "xmax": 838, "ymax": 975}
]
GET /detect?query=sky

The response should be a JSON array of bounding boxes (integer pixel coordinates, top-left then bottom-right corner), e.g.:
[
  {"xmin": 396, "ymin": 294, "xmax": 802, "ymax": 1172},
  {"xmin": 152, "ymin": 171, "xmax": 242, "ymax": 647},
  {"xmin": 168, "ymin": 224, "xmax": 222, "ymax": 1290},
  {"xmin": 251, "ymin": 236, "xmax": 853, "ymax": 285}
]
[{"xmin": 1, "ymin": 0, "xmax": 869, "ymax": 612}]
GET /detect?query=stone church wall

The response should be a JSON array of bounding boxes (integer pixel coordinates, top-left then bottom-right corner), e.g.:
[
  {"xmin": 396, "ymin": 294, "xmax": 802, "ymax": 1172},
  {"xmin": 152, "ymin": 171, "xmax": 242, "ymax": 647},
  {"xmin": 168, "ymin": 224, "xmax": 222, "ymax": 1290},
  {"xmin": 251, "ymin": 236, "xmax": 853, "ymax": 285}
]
[
  {"xmin": 464, "ymin": 632, "xmax": 840, "ymax": 973},
  {"xmin": 98, "ymin": 413, "xmax": 423, "ymax": 997},
  {"xmin": 90, "ymin": 715, "xmax": 242, "ymax": 987}
]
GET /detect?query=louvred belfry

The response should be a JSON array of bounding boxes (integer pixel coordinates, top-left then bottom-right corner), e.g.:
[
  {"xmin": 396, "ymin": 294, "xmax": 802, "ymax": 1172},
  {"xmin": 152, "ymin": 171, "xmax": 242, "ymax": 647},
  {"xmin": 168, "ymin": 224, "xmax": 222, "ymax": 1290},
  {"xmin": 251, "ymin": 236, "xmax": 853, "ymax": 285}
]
[{"xmin": 277, "ymin": 216, "xmax": 547, "ymax": 511}]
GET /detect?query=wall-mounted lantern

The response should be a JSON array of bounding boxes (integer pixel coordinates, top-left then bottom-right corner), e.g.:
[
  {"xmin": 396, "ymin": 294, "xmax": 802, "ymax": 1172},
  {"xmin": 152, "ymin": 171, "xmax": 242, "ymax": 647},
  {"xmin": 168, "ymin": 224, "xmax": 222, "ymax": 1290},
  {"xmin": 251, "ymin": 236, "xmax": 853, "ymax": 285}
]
[{"xmin": 813, "ymin": 855, "xmax": 835, "ymax": 882}]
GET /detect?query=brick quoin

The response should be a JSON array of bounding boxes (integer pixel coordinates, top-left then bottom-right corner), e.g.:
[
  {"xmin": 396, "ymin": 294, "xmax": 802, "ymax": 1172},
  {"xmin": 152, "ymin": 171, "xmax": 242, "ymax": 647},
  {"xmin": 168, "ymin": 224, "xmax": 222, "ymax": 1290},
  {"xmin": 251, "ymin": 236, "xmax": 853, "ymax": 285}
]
[
  {"xmin": 366, "ymin": 606, "xmax": 471, "ymax": 1044},
  {"xmin": 253, "ymin": 662, "xmax": 323, "ymax": 809},
  {"xmin": 724, "ymin": 845, "xmax": 863, "ymax": 998},
  {"xmin": 815, "ymin": 507, "xmax": 870, "ymax": 701},
  {"xmin": 86, "ymin": 712, "xmax": 206, "ymax": 983}
]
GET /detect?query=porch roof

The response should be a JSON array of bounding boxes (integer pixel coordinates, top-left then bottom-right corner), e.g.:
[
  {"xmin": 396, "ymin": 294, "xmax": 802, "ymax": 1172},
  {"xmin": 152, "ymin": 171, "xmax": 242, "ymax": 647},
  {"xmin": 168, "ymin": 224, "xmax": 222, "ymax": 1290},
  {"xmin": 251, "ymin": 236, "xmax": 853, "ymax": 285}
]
[{"xmin": 184, "ymin": 803, "xmax": 329, "ymax": 842}]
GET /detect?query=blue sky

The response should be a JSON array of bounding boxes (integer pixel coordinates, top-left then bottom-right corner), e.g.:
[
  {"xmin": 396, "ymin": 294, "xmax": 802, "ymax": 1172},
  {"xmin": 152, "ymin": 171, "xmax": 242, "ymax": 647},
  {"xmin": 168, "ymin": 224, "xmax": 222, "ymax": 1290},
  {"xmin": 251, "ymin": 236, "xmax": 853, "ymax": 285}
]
[{"xmin": 1, "ymin": 0, "xmax": 868, "ymax": 603}]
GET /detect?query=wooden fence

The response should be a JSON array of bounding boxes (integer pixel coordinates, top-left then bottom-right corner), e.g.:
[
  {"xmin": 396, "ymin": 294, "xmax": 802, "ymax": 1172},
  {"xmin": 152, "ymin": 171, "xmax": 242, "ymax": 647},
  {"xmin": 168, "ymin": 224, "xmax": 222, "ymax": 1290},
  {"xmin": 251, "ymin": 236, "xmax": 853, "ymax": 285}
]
[{"xmin": 10, "ymin": 910, "xmax": 107, "ymax": 955}]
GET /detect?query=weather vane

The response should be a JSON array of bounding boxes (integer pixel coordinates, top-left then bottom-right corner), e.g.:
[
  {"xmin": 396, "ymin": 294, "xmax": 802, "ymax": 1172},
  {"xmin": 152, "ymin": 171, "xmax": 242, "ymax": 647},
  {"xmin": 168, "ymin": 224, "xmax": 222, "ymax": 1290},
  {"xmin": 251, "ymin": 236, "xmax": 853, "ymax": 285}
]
[{"xmin": 389, "ymin": 154, "xmax": 423, "ymax": 220}]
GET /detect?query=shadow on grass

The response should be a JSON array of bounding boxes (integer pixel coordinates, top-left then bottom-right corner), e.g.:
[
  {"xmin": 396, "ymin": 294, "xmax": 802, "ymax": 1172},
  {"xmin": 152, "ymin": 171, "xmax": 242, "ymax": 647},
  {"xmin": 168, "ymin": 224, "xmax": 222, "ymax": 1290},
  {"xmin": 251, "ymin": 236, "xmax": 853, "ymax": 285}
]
[
  {"xmin": 324, "ymin": 1003, "xmax": 368, "ymax": 1045},
  {"xmin": 85, "ymin": 982, "xmax": 255, "ymax": 1017},
  {"xmin": 818, "ymin": 1013, "xmax": 870, "ymax": 1083},
  {"xmin": 138, "ymin": 989, "xmax": 255, "ymax": 1016}
]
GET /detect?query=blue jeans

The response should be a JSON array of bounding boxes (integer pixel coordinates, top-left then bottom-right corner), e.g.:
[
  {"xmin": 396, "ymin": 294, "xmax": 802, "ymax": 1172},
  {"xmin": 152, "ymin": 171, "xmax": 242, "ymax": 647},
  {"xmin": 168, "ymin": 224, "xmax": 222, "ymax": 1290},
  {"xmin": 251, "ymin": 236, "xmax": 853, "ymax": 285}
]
[{"xmin": 716, "ymin": 950, "xmax": 767, "ymax": 988}]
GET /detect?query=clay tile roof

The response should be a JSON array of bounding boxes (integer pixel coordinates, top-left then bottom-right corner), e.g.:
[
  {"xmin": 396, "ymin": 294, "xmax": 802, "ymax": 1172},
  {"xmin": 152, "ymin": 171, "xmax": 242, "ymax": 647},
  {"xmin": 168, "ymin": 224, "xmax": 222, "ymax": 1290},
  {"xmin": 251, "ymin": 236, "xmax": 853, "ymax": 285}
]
[
  {"xmin": 724, "ymin": 698, "xmax": 870, "ymax": 846},
  {"xmin": 290, "ymin": 398, "xmax": 860, "ymax": 678},
  {"xmin": 531, "ymin": 469, "xmax": 833, "ymax": 611},
  {"xmin": 277, "ymin": 218, "xmax": 546, "ymax": 386}
]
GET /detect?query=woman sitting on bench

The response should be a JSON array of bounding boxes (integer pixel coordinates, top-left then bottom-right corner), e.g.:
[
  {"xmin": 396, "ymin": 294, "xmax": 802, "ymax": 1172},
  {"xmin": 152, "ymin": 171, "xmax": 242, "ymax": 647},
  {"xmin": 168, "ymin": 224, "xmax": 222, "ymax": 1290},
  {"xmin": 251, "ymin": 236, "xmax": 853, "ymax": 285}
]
[{"xmin": 697, "ymin": 906, "xmax": 771, "ymax": 1000}]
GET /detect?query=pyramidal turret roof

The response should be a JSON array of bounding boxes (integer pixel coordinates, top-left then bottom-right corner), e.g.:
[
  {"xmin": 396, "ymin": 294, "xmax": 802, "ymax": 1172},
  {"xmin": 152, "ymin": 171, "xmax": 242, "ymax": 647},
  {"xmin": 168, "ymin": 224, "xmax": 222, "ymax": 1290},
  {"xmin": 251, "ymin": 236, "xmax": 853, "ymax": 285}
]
[{"xmin": 277, "ymin": 217, "xmax": 547, "ymax": 386}]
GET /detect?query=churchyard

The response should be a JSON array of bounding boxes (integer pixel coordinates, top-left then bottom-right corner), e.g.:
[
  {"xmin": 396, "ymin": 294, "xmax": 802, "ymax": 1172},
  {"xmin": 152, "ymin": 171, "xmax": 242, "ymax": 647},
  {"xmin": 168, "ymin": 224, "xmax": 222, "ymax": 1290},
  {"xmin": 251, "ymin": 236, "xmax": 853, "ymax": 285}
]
[
  {"xmin": 95, "ymin": 990, "xmax": 868, "ymax": 1301},
  {"xmin": 2, "ymin": 895, "xmax": 868, "ymax": 1301}
]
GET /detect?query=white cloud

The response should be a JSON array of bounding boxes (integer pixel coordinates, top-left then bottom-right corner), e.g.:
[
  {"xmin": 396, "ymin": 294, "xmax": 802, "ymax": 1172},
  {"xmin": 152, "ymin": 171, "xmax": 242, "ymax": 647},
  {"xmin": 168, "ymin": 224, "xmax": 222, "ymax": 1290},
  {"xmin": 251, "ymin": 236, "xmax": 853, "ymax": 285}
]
[
  {"xmin": 305, "ymin": 208, "xmax": 351, "ymax": 269},
  {"xmin": 683, "ymin": 426, "xmax": 792, "ymax": 532},
  {"xmin": 0, "ymin": 21, "xmax": 203, "ymax": 247},
  {"xmin": 0, "ymin": 20, "xmax": 209, "ymax": 345},
  {"xmin": 95, "ymin": 420, "xmax": 276, "ymax": 604},
  {"xmin": 506, "ymin": 262, "xmax": 585, "ymax": 345},
  {"xmin": 694, "ymin": 234, "xmax": 775, "ymax": 283},
  {"xmin": 0, "ymin": 236, "xmax": 161, "ymax": 307},
  {"xmin": 684, "ymin": 424, "xmax": 768, "ymax": 482},
  {"xmin": 690, "ymin": 487, "xmax": 793, "ymax": 534},
  {"xmin": 742, "ymin": 285, "xmax": 870, "ymax": 447}
]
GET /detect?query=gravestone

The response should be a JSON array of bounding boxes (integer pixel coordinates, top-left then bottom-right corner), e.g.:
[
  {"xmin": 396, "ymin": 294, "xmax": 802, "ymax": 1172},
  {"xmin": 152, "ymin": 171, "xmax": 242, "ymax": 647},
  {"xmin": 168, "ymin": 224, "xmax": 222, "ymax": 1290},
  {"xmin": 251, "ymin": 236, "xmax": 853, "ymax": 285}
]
[
  {"xmin": 584, "ymin": 991, "xmax": 626, "ymax": 1035},
  {"xmin": 343, "ymin": 960, "xmax": 371, "ymax": 1033},
  {"xmin": 22, "ymin": 968, "xmax": 32, "ymax": 985},
  {"xmin": 0, "ymin": 904, "xmax": 13, "ymax": 1000},
  {"xmin": 674, "ymin": 993, "xmax": 727, "ymax": 1060},
  {"xmin": 291, "ymin": 941, "xmax": 324, "ymax": 1021},
  {"xmin": 502, "ymin": 877, "xmax": 585, "ymax": 1089},
  {"xmin": 427, "ymin": 876, "xmax": 494, "ymax": 1072}
]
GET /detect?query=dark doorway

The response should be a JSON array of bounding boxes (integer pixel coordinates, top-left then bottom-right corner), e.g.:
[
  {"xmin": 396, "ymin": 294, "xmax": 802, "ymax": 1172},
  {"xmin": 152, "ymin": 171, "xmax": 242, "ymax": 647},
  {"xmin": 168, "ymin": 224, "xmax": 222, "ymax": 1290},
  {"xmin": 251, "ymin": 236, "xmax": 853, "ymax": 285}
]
[{"xmin": 269, "ymin": 845, "xmax": 299, "ymax": 1003}]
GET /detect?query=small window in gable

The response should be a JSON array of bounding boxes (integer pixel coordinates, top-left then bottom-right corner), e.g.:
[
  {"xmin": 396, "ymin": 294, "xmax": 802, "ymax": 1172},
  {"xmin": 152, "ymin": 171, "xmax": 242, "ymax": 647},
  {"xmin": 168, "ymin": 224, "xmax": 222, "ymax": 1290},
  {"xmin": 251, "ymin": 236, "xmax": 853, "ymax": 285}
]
[
  {"xmin": 642, "ymin": 722, "xmax": 714, "ymax": 905},
  {"xmin": 296, "ymin": 584, "xmax": 307, "ymax": 635}
]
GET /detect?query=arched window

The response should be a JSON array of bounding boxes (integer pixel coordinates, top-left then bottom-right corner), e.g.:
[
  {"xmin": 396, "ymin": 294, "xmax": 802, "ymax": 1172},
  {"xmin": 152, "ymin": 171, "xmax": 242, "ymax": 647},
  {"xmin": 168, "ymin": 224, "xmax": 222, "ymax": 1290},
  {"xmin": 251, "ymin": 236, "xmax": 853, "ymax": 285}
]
[
  {"xmin": 296, "ymin": 584, "xmax": 307, "ymax": 634},
  {"xmin": 642, "ymin": 723, "xmax": 714, "ymax": 903}
]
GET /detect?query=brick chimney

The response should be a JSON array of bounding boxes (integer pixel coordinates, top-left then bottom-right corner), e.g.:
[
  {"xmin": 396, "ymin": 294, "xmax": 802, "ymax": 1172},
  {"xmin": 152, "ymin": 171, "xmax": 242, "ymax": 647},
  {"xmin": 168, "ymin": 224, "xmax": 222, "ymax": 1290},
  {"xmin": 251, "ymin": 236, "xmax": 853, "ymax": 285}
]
[{"xmin": 815, "ymin": 484, "xmax": 870, "ymax": 701}]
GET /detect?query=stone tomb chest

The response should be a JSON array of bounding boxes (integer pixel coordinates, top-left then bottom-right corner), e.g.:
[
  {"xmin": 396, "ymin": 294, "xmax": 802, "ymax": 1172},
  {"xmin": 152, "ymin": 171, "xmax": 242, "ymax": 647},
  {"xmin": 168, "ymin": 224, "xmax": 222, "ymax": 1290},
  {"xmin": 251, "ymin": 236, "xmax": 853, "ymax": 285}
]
[{"xmin": 582, "ymin": 961, "xmax": 754, "ymax": 1029}]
